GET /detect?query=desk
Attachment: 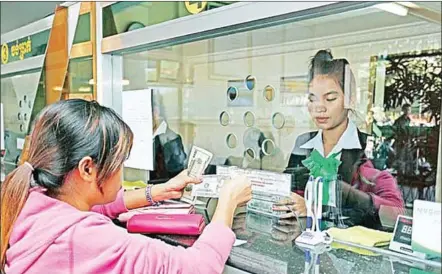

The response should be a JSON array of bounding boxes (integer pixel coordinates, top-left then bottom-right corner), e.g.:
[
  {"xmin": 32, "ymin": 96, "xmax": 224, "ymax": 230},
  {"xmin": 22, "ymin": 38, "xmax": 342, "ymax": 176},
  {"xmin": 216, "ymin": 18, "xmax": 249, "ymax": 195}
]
[{"xmin": 116, "ymin": 206, "xmax": 441, "ymax": 274}]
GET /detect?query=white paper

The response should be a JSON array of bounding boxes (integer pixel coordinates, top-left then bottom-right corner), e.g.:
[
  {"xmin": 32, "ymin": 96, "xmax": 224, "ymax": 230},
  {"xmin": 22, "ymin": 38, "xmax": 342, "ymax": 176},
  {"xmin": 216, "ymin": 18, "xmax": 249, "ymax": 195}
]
[
  {"xmin": 233, "ymin": 239, "xmax": 247, "ymax": 247},
  {"xmin": 122, "ymin": 90, "xmax": 153, "ymax": 170},
  {"xmin": 412, "ymin": 200, "xmax": 441, "ymax": 256},
  {"xmin": 191, "ymin": 175, "xmax": 225, "ymax": 198},
  {"xmin": 216, "ymin": 166, "xmax": 291, "ymax": 197},
  {"xmin": 17, "ymin": 138, "xmax": 25, "ymax": 150}
]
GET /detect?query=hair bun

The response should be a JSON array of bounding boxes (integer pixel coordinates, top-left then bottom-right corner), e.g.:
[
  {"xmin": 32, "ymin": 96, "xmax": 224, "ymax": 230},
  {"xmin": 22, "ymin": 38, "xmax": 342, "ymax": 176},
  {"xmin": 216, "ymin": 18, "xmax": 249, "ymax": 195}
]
[{"xmin": 313, "ymin": 49, "xmax": 333, "ymax": 62}]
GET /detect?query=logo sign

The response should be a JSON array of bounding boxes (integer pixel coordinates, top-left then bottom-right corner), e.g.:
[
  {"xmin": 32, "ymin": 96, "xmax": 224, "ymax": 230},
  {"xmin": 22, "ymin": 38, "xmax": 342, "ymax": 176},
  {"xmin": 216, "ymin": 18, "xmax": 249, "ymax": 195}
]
[
  {"xmin": 1, "ymin": 43, "xmax": 9, "ymax": 64},
  {"xmin": 185, "ymin": 1, "xmax": 207, "ymax": 14},
  {"xmin": 1, "ymin": 37, "xmax": 32, "ymax": 65},
  {"xmin": 389, "ymin": 215, "xmax": 426, "ymax": 259}
]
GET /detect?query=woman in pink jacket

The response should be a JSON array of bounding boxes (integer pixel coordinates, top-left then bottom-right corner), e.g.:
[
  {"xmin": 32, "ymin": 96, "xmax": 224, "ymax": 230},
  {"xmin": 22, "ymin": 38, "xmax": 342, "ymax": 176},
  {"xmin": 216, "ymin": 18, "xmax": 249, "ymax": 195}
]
[{"xmin": 1, "ymin": 99, "xmax": 252, "ymax": 274}]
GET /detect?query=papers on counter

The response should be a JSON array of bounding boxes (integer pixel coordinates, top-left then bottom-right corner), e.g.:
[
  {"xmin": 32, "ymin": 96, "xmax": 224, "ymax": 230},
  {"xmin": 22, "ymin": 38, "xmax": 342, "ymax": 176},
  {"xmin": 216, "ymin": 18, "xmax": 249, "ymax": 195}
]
[{"xmin": 233, "ymin": 239, "xmax": 248, "ymax": 247}]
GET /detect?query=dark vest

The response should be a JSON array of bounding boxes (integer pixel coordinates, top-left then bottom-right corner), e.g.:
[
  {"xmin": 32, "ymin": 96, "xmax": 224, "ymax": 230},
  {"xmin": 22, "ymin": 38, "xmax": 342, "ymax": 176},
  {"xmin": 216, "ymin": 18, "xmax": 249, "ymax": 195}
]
[
  {"xmin": 149, "ymin": 131, "xmax": 187, "ymax": 183},
  {"xmin": 286, "ymin": 130, "xmax": 368, "ymax": 184}
]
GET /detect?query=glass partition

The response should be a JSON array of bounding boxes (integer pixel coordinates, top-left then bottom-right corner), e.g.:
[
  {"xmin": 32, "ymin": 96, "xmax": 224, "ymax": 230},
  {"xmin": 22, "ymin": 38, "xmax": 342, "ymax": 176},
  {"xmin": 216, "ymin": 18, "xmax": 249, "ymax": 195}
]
[
  {"xmin": 102, "ymin": 1, "xmax": 234, "ymax": 38},
  {"xmin": 118, "ymin": 4, "xmax": 441, "ymax": 231},
  {"xmin": 1, "ymin": 68, "xmax": 45, "ymax": 174}
]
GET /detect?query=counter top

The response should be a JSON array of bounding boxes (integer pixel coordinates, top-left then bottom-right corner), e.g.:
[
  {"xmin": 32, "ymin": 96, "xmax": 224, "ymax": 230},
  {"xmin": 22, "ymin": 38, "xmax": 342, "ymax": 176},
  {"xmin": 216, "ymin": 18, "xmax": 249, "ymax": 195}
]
[{"xmin": 117, "ymin": 204, "xmax": 441, "ymax": 274}]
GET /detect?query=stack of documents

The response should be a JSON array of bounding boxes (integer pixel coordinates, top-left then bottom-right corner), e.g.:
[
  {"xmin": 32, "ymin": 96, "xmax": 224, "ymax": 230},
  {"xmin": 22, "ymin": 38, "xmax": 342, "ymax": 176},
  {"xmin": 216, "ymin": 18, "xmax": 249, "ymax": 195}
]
[
  {"xmin": 190, "ymin": 166, "xmax": 292, "ymax": 218},
  {"xmin": 219, "ymin": 166, "xmax": 292, "ymax": 218}
]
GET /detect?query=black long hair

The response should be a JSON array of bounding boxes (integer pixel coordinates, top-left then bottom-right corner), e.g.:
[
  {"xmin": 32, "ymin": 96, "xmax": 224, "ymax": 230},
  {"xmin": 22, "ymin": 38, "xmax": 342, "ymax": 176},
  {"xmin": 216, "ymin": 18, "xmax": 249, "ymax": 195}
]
[{"xmin": 1, "ymin": 99, "xmax": 133, "ymax": 269}]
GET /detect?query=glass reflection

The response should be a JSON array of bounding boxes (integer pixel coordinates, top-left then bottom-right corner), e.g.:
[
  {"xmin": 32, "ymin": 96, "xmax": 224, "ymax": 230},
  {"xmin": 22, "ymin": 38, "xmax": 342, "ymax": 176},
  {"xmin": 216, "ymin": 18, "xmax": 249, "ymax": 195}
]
[
  {"xmin": 119, "ymin": 3, "xmax": 441, "ymax": 235},
  {"xmin": 150, "ymin": 90, "xmax": 187, "ymax": 182}
]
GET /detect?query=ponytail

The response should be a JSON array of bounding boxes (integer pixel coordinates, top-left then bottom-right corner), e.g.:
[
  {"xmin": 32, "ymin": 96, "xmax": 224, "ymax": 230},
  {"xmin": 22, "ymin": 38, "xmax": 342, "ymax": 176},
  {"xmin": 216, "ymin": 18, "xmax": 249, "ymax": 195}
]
[{"xmin": 0, "ymin": 163, "xmax": 33, "ymax": 270}]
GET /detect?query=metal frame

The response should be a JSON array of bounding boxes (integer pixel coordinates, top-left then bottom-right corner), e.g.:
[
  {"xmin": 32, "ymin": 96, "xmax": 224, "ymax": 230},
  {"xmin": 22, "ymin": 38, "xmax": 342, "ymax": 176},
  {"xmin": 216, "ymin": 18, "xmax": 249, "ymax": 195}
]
[
  {"xmin": 1, "ymin": 15, "xmax": 54, "ymax": 44},
  {"xmin": 101, "ymin": 1, "xmax": 377, "ymax": 55},
  {"xmin": 0, "ymin": 56, "xmax": 45, "ymax": 76}
]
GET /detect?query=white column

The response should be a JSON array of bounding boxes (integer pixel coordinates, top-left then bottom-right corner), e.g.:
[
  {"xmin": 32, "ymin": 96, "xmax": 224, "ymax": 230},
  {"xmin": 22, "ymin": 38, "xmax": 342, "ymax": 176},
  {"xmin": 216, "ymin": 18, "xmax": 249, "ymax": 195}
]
[
  {"xmin": 95, "ymin": 2, "xmax": 117, "ymax": 109},
  {"xmin": 436, "ymin": 116, "xmax": 441, "ymax": 203}
]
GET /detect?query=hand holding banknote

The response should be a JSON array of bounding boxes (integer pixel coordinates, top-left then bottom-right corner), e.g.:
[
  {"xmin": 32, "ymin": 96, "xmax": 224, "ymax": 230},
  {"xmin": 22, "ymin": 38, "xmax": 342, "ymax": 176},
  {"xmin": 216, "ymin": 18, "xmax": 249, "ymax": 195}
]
[
  {"xmin": 273, "ymin": 192, "xmax": 307, "ymax": 217},
  {"xmin": 161, "ymin": 169, "xmax": 203, "ymax": 200}
]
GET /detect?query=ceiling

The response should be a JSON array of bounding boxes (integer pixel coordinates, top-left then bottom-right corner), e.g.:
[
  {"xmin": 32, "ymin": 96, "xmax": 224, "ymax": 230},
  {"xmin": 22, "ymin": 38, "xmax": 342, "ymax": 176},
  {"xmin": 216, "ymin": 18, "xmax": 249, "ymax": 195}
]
[
  {"xmin": 127, "ymin": 3, "xmax": 440, "ymax": 61},
  {"xmin": 0, "ymin": 1, "xmax": 63, "ymax": 34}
]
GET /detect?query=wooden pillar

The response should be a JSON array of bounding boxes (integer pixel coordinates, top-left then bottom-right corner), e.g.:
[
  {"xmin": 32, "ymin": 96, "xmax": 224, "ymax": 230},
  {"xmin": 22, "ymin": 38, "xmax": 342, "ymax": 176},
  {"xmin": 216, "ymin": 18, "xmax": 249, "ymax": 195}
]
[{"xmin": 45, "ymin": 6, "xmax": 68, "ymax": 105}]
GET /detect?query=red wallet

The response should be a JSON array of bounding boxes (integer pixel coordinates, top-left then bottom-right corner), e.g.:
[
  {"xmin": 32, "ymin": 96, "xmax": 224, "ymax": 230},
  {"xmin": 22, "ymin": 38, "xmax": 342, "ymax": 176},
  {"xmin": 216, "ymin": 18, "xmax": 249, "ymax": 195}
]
[{"xmin": 127, "ymin": 213, "xmax": 206, "ymax": 236}]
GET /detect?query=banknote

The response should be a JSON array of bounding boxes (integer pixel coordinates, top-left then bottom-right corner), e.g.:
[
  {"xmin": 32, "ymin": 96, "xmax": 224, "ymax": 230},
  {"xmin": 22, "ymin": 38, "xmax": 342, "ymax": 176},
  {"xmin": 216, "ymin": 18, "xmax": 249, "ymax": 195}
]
[
  {"xmin": 187, "ymin": 146, "xmax": 213, "ymax": 178},
  {"xmin": 246, "ymin": 212, "xmax": 275, "ymax": 235},
  {"xmin": 247, "ymin": 199, "xmax": 287, "ymax": 217},
  {"xmin": 191, "ymin": 175, "xmax": 226, "ymax": 198}
]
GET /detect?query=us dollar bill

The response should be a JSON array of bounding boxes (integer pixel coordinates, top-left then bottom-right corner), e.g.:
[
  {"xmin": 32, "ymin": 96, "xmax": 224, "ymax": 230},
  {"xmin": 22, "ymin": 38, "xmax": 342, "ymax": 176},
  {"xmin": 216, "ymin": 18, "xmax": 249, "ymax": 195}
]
[
  {"xmin": 191, "ymin": 175, "xmax": 226, "ymax": 198},
  {"xmin": 187, "ymin": 145, "xmax": 213, "ymax": 178},
  {"xmin": 247, "ymin": 199, "xmax": 286, "ymax": 217}
]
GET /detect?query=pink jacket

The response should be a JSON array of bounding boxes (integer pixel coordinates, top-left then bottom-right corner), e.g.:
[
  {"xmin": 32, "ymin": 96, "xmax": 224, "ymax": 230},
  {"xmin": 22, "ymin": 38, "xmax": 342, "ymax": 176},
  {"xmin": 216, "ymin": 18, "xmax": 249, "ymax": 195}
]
[
  {"xmin": 352, "ymin": 160, "xmax": 404, "ymax": 210},
  {"xmin": 5, "ymin": 189, "xmax": 235, "ymax": 274}
]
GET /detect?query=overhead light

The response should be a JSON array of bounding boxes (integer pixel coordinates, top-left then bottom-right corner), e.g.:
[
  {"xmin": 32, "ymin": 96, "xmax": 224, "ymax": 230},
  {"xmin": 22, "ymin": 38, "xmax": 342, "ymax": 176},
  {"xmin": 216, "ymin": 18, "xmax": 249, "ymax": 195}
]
[
  {"xmin": 88, "ymin": 79, "xmax": 95, "ymax": 85},
  {"xmin": 375, "ymin": 3, "xmax": 409, "ymax": 16},
  {"xmin": 79, "ymin": 87, "xmax": 91, "ymax": 92},
  {"xmin": 397, "ymin": 2, "xmax": 419, "ymax": 9},
  {"xmin": 122, "ymin": 79, "xmax": 130, "ymax": 86}
]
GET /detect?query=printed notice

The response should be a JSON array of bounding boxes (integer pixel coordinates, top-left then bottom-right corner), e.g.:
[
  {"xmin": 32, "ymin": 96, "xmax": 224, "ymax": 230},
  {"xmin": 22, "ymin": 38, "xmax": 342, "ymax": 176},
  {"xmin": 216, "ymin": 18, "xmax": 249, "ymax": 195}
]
[{"xmin": 122, "ymin": 90, "xmax": 153, "ymax": 170}]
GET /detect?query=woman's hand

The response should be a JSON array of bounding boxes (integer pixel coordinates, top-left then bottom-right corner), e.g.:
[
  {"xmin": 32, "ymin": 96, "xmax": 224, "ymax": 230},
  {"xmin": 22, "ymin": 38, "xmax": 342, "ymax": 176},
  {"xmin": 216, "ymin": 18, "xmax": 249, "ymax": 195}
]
[
  {"xmin": 273, "ymin": 192, "xmax": 307, "ymax": 217},
  {"xmin": 212, "ymin": 175, "xmax": 252, "ymax": 228},
  {"xmin": 123, "ymin": 170, "xmax": 201, "ymax": 210},
  {"xmin": 158, "ymin": 169, "xmax": 202, "ymax": 200},
  {"xmin": 152, "ymin": 169, "xmax": 203, "ymax": 202},
  {"xmin": 219, "ymin": 175, "xmax": 253, "ymax": 207}
]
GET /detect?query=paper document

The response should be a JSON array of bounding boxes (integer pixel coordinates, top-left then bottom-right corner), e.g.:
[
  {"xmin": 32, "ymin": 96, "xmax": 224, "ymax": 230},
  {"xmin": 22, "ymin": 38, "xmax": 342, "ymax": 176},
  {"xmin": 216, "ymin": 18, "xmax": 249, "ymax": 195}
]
[
  {"xmin": 233, "ymin": 239, "xmax": 248, "ymax": 247},
  {"xmin": 122, "ymin": 90, "xmax": 153, "ymax": 170}
]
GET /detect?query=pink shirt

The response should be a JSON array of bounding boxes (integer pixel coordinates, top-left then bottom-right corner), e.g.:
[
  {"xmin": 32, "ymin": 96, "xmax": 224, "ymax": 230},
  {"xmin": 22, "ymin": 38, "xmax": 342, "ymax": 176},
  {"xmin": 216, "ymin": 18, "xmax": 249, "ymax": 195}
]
[{"xmin": 6, "ymin": 189, "xmax": 235, "ymax": 273}]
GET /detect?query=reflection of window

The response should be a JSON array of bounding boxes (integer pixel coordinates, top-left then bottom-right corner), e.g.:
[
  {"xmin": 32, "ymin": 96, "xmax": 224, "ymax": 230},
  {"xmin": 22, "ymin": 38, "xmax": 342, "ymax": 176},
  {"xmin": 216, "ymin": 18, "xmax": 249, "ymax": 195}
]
[
  {"xmin": 119, "ymin": 3, "xmax": 441, "ymax": 211},
  {"xmin": 159, "ymin": 60, "xmax": 180, "ymax": 80},
  {"xmin": 145, "ymin": 60, "xmax": 158, "ymax": 82},
  {"xmin": 68, "ymin": 57, "xmax": 94, "ymax": 94},
  {"xmin": 73, "ymin": 13, "xmax": 91, "ymax": 44},
  {"xmin": 102, "ymin": 2, "xmax": 233, "ymax": 38}
]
